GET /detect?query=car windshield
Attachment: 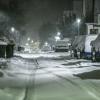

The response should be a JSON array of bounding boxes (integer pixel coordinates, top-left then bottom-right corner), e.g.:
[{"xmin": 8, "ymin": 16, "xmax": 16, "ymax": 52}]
[{"xmin": 0, "ymin": 0, "xmax": 100, "ymax": 100}]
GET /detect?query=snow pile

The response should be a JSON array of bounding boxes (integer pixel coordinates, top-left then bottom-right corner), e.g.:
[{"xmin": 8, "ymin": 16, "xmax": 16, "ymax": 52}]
[
  {"xmin": 61, "ymin": 59, "xmax": 100, "ymax": 76},
  {"xmin": 0, "ymin": 58, "xmax": 7, "ymax": 63},
  {"xmin": 15, "ymin": 52, "xmax": 70, "ymax": 59},
  {"xmin": 6, "ymin": 57, "xmax": 35, "ymax": 75}
]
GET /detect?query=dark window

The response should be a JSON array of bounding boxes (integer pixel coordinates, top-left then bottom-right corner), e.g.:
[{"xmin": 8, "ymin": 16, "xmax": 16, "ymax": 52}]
[{"xmin": 90, "ymin": 29, "xmax": 98, "ymax": 34}]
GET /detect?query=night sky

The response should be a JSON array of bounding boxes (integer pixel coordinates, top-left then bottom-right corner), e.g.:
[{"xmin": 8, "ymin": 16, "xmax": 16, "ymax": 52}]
[{"xmin": 0, "ymin": 0, "xmax": 73, "ymax": 41}]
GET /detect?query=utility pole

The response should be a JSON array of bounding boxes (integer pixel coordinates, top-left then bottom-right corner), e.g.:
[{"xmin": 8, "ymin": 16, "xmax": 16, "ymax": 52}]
[
  {"xmin": 92, "ymin": 0, "xmax": 95, "ymax": 22},
  {"xmin": 83, "ymin": 0, "xmax": 86, "ymax": 17}
]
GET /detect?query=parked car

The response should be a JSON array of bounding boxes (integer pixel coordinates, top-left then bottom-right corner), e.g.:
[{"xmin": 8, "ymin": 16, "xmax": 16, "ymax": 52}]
[
  {"xmin": 18, "ymin": 46, "xmax": 25, "ymax": 52},
  {"xmin": 54, "ymin": 38, "xmax": 71, "ymax": 52},
  {"xmin": 41, "ymin": 45, "xmax": 52, "ymax": 52}
]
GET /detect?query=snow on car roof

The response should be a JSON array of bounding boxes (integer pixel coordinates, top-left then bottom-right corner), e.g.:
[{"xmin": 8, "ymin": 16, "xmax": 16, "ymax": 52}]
[{"xmin": 0, "ymin": 40, "xmax": 7, "ymax": 45}]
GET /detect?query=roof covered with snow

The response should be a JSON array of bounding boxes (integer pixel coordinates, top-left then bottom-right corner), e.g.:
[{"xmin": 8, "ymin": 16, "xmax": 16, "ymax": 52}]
[
  {"xmin": 0, "ymin": 37, "xmax": 15, "ymax": 45},
  {"xmin": 0, "ymin": 40, "xmax": 7, "ymax": 45}
]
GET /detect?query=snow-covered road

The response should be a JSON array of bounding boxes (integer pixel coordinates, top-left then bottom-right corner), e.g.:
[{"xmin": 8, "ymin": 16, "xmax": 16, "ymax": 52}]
[{"xmin": 0, "ymin": 52, "xmax": 100, "ymax": 100}]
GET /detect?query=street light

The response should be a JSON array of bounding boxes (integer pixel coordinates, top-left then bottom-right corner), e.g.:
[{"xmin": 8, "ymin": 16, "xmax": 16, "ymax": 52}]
[
  {"xmin": 44, "ymin": 42, "xmax": 48, "ymax": 46},
  {"xmin": 31, "ymin": 40, "xmax": 34, "ymax": 43},
  {"xmin": 77, "ymin": 19, "xmax": 81, "ymax": 23},
  {"xmin": 27, "ymin": 37, "xmax": 30, "ymax": 41},
  {"xmin": 25, "ymin": 43, "xmax": 29, "ymax": 46},
  {"xmin": 55, "ymin": 36, "xmax": 61, "ymax": 41},
  {"xmin": 77, "ymin": 18, "xmax": 81, "ymax": 36},
  {"xmin": 55, "ymin": 32, "xmax": 61, "ymax": 41},
  {"xmin": 11, "ymin": 27, "xmax": 15, "ymax": 33},
  {"xmin": 57, "ymin": 32, "xmax": 61, "ymax": 36}
]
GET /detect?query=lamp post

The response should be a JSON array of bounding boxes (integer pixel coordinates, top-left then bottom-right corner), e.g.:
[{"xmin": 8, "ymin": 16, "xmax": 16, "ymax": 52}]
[
  {"xmin": 77, "ymin": 18, "xmax": 81, "ymax": 36},
  {"xmin": 11, "ymin": 27, "xmax": 15, "ymax": 33}
]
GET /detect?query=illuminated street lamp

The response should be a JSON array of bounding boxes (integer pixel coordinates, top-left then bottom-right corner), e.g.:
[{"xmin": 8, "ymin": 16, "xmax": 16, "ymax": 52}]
[
  {"xmin": 27, "ymin": 37, "xmax": 30, "ymax": 41},
  {"xmin": 57, "ymin": 32, "xmax": 61, "ymax": 36},
  {"xmin": 44, "ymin": 42, "xmax": 48, "ymax": 46},
  {"xmin": 25, "ymin": 43, "xmax": 29, "ymax": 46},
  {"xmin": 11, "ymin": 27, "xmax": 15, "ymax": 33},
  {"xmin": 77, "ymin": 18, "xmax": 81, "ymax": 36},
  {"xmin": 31, "ymin": 40, "xmax": 34, "ymax": 43},
  {"xmin": 55, "ymin": 36, "xmax": 61, "ymax": 41},
  {"xmin": 77, "ymin": 18, "xmax": 81, "ymax": 23}
]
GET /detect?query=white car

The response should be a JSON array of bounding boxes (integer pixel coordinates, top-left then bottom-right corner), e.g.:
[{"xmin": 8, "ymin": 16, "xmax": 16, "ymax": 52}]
[{"xmin": 54, "ymin": 38, "xmax": 71, "ymax": 52}]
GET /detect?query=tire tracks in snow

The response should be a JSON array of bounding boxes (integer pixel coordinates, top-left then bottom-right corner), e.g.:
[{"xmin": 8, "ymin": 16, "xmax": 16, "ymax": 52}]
[{"xmin": 23, "ymin": 59, "xmax": 38, "ymax": 100}]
